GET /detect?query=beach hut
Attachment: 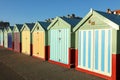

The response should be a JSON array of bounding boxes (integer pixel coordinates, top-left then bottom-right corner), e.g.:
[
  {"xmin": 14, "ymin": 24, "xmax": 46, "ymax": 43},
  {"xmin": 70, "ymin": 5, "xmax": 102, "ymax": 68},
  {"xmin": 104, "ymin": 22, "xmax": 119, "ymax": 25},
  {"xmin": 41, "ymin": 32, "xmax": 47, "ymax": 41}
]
[
  {"xmin": 0, "ymin": 27, "xmax": 4, "ymax": 46},
  {"xmin": 31, "ymin": 21, "xmax": 50, "ymax": 60},
  {"xmin": 7, "ymin": 26, "xmax": 13, "ymax": 50},
  {"xmin": 47, "ymin": 16, "xmax": 82, "ymax": 68},
  {"xmin": 13, "ymin": 24, "xmax": 23, "ymax": 52},
  {"xmin": 73, "ymin": 9, "xmax": 120, "ymax": 80},
  {"xmin": 3, "ymin": 27, "xmax": 8, "ymax": 48},
  {"xmin": 20, "ymin": 23, "xmax": 35, "ymax": 55}
]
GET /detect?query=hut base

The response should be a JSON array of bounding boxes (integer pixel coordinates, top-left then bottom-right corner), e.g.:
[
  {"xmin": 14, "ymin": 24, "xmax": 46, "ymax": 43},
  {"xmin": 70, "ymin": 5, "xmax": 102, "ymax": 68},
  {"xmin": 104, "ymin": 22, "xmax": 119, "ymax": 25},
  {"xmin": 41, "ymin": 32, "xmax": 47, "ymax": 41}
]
[
  {"xmin": 0, "ymin": 45, "xmax": 4, "ymax": 47},
  {"xmin": 48, "ymin": 60, "xmax": 71, "ymax": 68},
  {"xmin": 7, "ymin": 48, "xmax": 13, "ymax": 50},
  {"xmin": 48, "ymin": 46, "xmax": 75, "ymax": 68},
  {"xmin": 32, "ymin": 46, "xmax": 49, "ymax": 61},
  {"xmin": 75, "ymin": 49, "xmax": 120, "ymax": 80},
  {"xmin": 32, "ymin": 56, "xmax": 46, "ymax": 61},
  {"xmin": 13, "ymin": 50, "xmax": 21, "ymax": 53}
]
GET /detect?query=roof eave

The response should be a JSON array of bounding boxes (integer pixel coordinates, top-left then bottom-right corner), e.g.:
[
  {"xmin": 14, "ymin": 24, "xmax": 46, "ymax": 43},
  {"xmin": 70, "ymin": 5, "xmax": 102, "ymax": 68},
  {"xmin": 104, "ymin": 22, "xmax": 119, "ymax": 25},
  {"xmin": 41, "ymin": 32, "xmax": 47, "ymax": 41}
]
[
  {"xmin": 47, "ymin": 17, "xmax": 58, "ymax": 30},
  {"xmin": 73, "ymin": 9, "xmax": 93, "ymax": 32}
]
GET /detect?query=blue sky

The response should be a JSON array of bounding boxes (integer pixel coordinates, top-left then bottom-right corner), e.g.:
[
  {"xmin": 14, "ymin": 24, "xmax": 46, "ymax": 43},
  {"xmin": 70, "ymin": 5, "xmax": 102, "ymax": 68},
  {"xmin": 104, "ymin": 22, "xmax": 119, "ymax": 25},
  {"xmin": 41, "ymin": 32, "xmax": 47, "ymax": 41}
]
[{"xmin": 0, "ymin": 0, "xmax": 120, "ymax": 26}]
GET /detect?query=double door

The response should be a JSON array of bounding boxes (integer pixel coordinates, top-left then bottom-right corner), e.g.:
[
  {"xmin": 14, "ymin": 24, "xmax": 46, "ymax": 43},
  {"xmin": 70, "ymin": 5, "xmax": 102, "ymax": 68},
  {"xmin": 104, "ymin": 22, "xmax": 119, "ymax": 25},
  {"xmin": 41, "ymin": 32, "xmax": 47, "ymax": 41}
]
[{"xmin": 78, "ymin": 29, "xmax": 112, "ymax": 76}]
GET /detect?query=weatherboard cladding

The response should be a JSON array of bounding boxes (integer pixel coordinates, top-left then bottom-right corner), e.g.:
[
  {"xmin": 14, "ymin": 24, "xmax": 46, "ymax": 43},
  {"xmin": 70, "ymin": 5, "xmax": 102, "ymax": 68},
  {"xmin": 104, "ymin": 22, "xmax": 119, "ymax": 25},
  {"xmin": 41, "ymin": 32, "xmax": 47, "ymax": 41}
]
[
  {"xmin": 74, "ymin": 9, "xmax": 120, "ymax": 32},
  {"xmin": 7, "ymin": 26, "xmax": 13, "ymax": 49},
  {"xmin": 73, "ymin": 9, "xmax": 120, "ymax": 80},
  {"xmin": 4, "ymin": 28, "xmax": 8, "ymax": 48},
  {"xmin": 48, "ymin": 17, "xmax": 81, "ymax": 66},
  {"xmin": 0, "ymin": 28, "xmax": 3, "ymax": 46},
  {"xmin": 13, "ymin": 24, "xmax": 23, "ymax": 52},
  {"xmin": 32, "ymin": 21, "xmax": 50, "ymax": 59},
  {"xmin": 21, "ymin": 23, "xmax": 35, "ymax": 55}
]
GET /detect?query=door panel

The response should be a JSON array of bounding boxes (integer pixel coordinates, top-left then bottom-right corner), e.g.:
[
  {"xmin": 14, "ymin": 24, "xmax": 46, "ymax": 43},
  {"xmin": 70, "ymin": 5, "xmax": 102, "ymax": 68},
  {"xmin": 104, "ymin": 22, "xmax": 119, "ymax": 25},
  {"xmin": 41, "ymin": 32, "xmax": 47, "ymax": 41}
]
[
  {"xmin": 14, "ymin": 33, "xmax": 20, "ymax": 52},
  {"xmin": 78, "ymin": 30, "xmax": 93, "ymax": 70},
  {"xmin": 50, "ymin": 29, "xmax": 69, "ymax": 64},
  {"xmin": 78, "ymin": 29, "xmax": 112, "ymax": 76},
  {"xmin": 4, "ymin": 32, "xmax": 8, "ymax": 48},
  {"xmin": 0, "ymin": 32, "xmax": 3, "ymax": 46},
  {"xmin": 8, "ymin": 33, "xmax": 12, "ymax": 48},
  {"xmin": 33, "ymin": 31, "xmax": 45, "ymax": 58},
  {"xmin": 22, "ymin": 31, "xmax": 30, "ymax": 55}
]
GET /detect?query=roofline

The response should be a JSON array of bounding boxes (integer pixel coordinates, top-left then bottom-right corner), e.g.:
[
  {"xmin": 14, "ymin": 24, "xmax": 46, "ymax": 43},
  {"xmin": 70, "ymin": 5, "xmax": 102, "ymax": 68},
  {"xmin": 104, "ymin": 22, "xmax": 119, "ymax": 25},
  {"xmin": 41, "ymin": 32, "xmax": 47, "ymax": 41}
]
[
  {"xmin": 93, "ymin": 10, "xmax": 119, "ymax": 30},
  {"xmin": 47, "ymin": 17, "xmax": 71, "ymax": 30},
  {"xmin": 73, "ymin": 8, "xmax": 93, "ymax": 32},
  {"xmin": 20, "ymin": 23, "xmax": 26, "ymax": 32},
  {"xmin": 31, "ymin": 21, "xmax": 45, "ymax": 33},
  {"xmin": 73, "ymin": 8, "xmax": 120, "ymax": 32}
]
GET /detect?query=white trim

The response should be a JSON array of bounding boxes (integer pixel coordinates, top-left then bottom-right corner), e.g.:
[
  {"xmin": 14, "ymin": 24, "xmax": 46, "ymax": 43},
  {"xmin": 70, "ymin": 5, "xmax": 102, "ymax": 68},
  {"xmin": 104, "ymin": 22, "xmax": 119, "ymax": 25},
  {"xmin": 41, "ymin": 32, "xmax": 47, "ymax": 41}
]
[
  {"xmin": 91, "ymin": 30, "xmax": 94, "ymax": 71},
  {"xmin": 98, "ymin": 30, "xmax": 101, "ymax": 72},
  {"xmin": 81, "ymin": 31, "xmax": 83, "ymax": 68},
  {"xmin": 105, "ymin": 30, "xmax": 108, "ymax": 74},
  {"xmin": 86, "ymin": 31, "xmax": 88, "ymax": 69}
]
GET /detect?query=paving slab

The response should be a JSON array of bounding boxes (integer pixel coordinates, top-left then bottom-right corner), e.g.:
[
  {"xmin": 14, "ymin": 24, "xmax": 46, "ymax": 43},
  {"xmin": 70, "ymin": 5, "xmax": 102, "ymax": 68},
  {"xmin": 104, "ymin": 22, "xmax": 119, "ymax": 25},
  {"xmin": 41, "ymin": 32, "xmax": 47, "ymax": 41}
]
[{"xmin": 0, "ymin": 47, "xmax": 105, "ymax": 80}]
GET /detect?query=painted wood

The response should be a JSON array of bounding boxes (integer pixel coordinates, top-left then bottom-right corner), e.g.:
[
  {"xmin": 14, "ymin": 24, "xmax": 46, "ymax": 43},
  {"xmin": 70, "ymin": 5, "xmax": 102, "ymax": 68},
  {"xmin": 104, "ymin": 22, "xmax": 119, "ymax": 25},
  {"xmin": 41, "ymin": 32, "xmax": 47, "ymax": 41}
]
[
  {"xmin": 22, "ymin": 30, "xmax": 30, "ymax": 55},
  {"xmin": 14, "ymin": 32, "xmax": 20, "ymax": 52},
  {"xmin": 50, "ymin": 28, "xmax": 69, "ymax": 64},
  {"xmin": 8, "ymin": 33, "xmax": 12, "ymax": 48},
  {"xmin": 78, "ymin": 29, "xmax": 112, "ymax": 76},
  {"xmin": 32, "ymin": 31, "xmax": 45, "ymax": 58},
  {"xmin": 0, "ymin": 30, "xmax": 3, "ymax": 46},
  {"xmin": 4, "ymin": 29, "xmax": 8, "ymax": 48}
]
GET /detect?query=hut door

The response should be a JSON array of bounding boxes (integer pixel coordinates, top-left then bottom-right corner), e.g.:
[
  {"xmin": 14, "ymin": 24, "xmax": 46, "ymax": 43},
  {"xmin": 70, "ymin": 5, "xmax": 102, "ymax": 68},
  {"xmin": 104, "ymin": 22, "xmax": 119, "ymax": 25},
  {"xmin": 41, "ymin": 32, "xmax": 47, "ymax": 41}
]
[
  {"xmin": 58, "ymin": 29, "xmax": 69, "ymax": 64},
  {"xmin": 0, "ymin": 31, "xmax": 3, "ymax": 46},
  {"xmin": 14, "ymin": 33, "xmax": 20, "ymax": 52},
  {"xmin": 8, "ymin": 33, "xmax": 12, "ymax": 48},
  {"xmin": 78, "ymin": 30, "xmax": 94, "ymax": 70},
  {"xmin": 50, "ymin": 29, "xmax": 69, "ymax": 64},
  {"xmin": 14, "ymin": 33, "xmax": 17, "ymax": 51},
  {"xmin": 94, "ymin": 29, "xmax": 112, "ymax": 75},
  {"xmin": 4, "ymin": 32, "xmax": 7, "ymax": 48},
  {"xmin": 78, "ymin": 29, "xmax": 112, "ymax": 76},
  {"xmin": 33, "ymin": 31, "xmax": 44, "ymax": 58},
  {"xmin": 39, "ymin": 31, "xmax": 44, "ymax": 58},
  {"xmin": 22, "ymin": 31, "xmax": 30, "ymax": 55},
  {"xmin": 26, "ymin": 31, "xmax": 30, "ymax": 54},
  {"xmin": 33, "ymin": 32, "xmax": 39, "ymax": 56}
]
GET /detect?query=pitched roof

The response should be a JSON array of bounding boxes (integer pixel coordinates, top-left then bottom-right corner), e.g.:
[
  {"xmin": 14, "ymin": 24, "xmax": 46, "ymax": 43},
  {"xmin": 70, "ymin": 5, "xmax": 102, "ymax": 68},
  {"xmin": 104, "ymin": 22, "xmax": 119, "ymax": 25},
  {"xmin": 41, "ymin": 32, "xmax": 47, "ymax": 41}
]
[
  {"xmin": 15, "ymin": 24, "xmax": 23, "ymax": 30},
  {"xmin": 73, "ymin": 9, "xmax": 120, "ymax": 32},
  {"xmin": 9, "ymin": 26, "xmax": 14, "ymax": 30},
  {"xmin": 95, "ymin": 10, "xmax": 120, "ymax": 25},
  {"xmin": 61, "ymin": 17, "xmax": 82, "ymax": 27},
  {"xmin": 25, "ymin": 23, "xmax": 35, "ymax": 31},
  {"xmin": 38, "ymin": 21, "xmax": 50, "ymax": 30},
  {"xmin": 0, "ymin": 27, "xmax": 4, "ymax": 30}
]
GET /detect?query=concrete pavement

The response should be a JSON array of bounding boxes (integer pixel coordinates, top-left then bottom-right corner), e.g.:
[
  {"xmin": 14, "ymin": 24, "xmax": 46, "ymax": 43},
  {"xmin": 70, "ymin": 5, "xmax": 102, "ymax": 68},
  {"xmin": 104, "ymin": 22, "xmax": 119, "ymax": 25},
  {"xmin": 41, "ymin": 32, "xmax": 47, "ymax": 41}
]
[{"xmin": 0, "ymin": 47, "xmax": 105, "ymax": 80}]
